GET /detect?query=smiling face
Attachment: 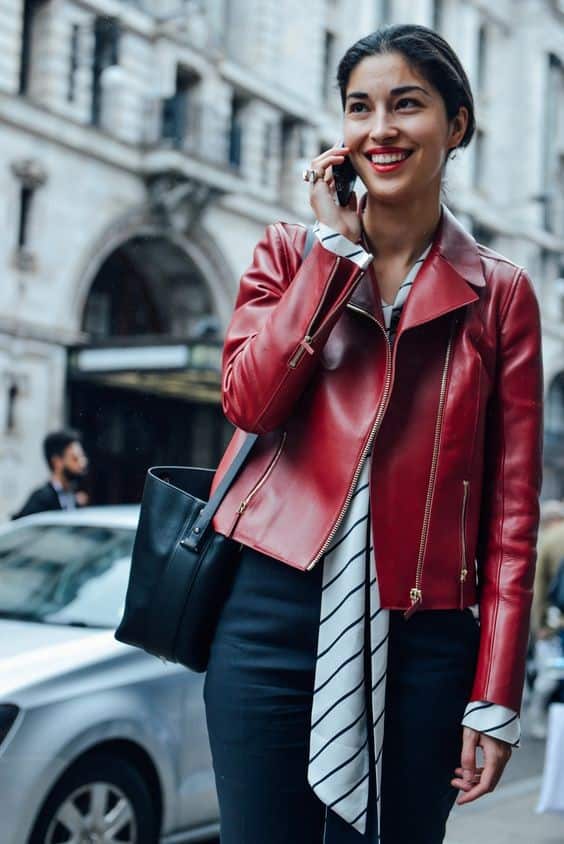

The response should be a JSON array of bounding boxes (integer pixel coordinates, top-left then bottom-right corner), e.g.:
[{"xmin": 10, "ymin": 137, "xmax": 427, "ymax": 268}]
[{"xmin": 343, "ymin": 51, "xmax": 468, "ymax": 204}]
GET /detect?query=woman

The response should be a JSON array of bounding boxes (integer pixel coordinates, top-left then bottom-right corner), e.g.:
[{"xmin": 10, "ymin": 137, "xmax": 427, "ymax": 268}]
[{"xmin": 205, "ymin": 24, "xmax": 543, "ymax": 844}]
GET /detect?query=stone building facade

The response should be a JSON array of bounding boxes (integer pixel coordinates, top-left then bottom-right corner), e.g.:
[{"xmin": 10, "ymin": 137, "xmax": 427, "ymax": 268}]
[{"xmin": 0, "ymin": 0, "xmax": 563, "ymax": 516}]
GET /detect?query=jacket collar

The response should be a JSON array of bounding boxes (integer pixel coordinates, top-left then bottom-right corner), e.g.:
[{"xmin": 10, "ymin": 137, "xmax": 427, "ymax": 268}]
[{"xmin": 348, "ymin": 197, "xmax": 485, "ymax": 332}]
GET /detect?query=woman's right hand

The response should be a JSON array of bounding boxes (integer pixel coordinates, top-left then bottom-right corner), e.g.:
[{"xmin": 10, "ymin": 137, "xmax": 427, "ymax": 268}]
[{"xmin": 306, "ymin": 144, "xmax": 362, "ymax": 243}]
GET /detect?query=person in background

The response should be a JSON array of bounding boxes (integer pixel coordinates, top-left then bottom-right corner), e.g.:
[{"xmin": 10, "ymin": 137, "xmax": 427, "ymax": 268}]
[
  {"xmin": 528, "ymin": 500, "xmax": 564, "ymax": 738},
  {"xmin": 12, "ymin": 429, "xmax": 89, "ymax": 519},
  {"xmin": 531, "ymin": 500, "xmax": 564, "ymax": 638}
]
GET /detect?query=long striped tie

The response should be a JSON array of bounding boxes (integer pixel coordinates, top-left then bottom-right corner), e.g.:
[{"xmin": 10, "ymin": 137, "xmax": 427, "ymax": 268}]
[
  {"xmin": 308, "ymin": 458, "xmax": 389, "ymax": 838},
  {"xmin": 308, "ymin": 242, "xmax": 432, "ymax": 838}
]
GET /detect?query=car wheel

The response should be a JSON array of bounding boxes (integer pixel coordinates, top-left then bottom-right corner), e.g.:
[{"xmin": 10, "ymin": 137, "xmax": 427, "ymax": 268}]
[{"xmin": 29, "ymin": 751, "xmax": 158, "ymax": 844}]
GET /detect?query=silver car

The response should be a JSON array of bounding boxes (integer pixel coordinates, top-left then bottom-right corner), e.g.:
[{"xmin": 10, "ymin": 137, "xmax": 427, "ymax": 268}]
[{"xmin": 0, "ymin": 508, "xmax": 219, "ymax": 844}]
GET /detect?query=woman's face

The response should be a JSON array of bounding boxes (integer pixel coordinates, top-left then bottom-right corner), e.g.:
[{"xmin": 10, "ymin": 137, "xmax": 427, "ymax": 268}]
[{"xmin": 343, "ymin": 51, "xmax": 468, "ymax": 204}]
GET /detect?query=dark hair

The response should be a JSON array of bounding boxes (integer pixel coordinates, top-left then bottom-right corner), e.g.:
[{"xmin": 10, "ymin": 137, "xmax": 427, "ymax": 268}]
[
  {"xmin": 337, "ymin": 24, "xmax": 475, "ymax": 150},
  {"xmin": 43, "ymin": 429, "xmax": 82, "ymax": 469}
]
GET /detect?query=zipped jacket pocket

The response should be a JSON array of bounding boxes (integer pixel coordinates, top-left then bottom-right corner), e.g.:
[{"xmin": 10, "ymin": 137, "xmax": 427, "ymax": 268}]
[
  {"xmin": 236, "ymin": 431, "xmax": 287, "ymax": 516},
  {"xmin": 459, "ymin": 479, "xmax": 470, "ymax": 608},
  {"xmin": 288, "ymin": 262, "xmax": 341, "ymax": 369}
]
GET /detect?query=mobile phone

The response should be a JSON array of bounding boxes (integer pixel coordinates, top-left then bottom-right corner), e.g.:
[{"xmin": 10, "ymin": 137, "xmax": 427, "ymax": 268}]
[{"xmin": 333, "ymin": 144, "xmax": 357, "ymax": 206}]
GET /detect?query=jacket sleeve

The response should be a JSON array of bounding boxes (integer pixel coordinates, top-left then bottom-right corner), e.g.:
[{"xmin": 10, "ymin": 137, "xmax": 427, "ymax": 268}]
[
  {"xmin": 471, "ymin": 268, "xmax": 544, "ymax": 712},
  {"xmin": 221, "ymin": 222, "xmax": 372, "ymax": 433}
]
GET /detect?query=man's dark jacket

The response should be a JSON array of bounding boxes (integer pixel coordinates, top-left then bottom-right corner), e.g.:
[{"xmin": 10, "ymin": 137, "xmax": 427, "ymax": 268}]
[{"xmin": 12, "ymin": 483, "xmax": 63, "ymax": 520}]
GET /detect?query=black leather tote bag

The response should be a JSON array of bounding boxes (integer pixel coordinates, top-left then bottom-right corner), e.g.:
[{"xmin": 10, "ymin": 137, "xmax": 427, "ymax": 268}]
[
  {"xmin": 115, "ymin": 437, "xmax": 257, "ymax": 673},
  {"xmin": 115, "ymin": 225, "xmax": 315, "ymax": 673}
]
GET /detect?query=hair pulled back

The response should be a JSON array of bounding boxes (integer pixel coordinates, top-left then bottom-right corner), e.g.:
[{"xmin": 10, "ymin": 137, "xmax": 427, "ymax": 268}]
[{"xmin": 336, "ymin": 24, "xmax": 475, "ymax": 150}]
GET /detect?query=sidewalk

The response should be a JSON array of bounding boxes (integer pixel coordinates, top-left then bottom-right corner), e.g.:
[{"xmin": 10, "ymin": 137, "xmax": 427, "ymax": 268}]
[{"xmin": 444, "ymin": 778, "xmax": 563, "ymax": 844}]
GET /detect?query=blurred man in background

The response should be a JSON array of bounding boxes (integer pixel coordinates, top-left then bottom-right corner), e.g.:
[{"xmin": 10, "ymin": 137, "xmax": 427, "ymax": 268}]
[{"xmin": 12, "ymin": 429, "xmax": 89, "ymax": 519}]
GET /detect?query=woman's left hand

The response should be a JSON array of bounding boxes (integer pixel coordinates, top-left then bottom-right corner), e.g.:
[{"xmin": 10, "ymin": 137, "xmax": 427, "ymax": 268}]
[{"xmin": 451, "ymin": 726, "xmax": 512, "ymax": 805}]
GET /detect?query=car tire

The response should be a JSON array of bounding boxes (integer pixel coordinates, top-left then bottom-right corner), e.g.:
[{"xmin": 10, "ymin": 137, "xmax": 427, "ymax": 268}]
[{"xmin": 29, "ymin": 750, "xmax": 159, "ymax": 844}]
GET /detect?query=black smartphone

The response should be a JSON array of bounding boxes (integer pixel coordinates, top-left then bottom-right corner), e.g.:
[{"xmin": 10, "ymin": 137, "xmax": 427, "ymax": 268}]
[{"xmin": 333, "ymin": 144, "xmax": 357, "ymax": 206}]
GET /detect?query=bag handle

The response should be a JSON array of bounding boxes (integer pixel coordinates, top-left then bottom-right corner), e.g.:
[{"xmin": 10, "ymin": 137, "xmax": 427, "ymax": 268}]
[{"xmin": 182, "ymin": 223, "xmax": 316, "ymax": 550}]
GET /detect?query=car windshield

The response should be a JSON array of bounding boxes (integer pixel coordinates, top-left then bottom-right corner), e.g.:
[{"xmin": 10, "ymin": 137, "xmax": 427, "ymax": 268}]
[{"xmin": 0, "ymin": 523, "xmax": 134, "ymax": 629}]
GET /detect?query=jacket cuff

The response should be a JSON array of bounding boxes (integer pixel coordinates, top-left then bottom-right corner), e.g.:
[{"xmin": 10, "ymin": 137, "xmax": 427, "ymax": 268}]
[
  {"xmin": 462, "ymin": 701, "xmax": 521, "ymax": 748},
  {"xmin": 313, "ymin": 221, "xmax": 373, "ymax": 271}
]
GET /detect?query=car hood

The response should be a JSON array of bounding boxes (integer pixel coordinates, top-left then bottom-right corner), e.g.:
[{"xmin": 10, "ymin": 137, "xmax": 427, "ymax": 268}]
[{"xmin": 0, "ymin": 619, "xmax": 154, "ymax": 700}]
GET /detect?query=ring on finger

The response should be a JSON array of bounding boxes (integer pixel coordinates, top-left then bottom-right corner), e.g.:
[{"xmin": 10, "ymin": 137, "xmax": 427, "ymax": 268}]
[{"xmin": 302, "ymin": 168, "xmax": 323, "ymax": 184}]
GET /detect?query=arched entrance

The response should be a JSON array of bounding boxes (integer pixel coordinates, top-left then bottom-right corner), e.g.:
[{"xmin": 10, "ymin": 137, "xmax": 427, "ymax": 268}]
[{"xmin": 67, "ymin": 234, "xmax": 233, "ymax": 505}]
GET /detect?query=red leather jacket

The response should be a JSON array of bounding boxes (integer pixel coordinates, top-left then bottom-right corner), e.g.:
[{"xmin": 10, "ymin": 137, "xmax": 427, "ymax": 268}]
[{"xmin": 212, "ymin": 204, "xmax": 543, "ymax": 712}]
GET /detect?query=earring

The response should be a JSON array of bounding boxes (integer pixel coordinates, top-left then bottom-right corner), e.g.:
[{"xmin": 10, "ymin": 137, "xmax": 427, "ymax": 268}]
[{"xmin": 448, "ymin": 147, "xmax": 458, "ymax": 160}]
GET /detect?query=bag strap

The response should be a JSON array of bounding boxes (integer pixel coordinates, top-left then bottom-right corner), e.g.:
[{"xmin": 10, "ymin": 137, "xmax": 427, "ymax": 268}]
[{"xmin": 182, "ymin": 223, "xmax": 316, "ymax": 550}]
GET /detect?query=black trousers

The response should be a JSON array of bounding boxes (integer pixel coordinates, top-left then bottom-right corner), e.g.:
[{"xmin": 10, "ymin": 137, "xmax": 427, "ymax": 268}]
[{"xmin": 204, "ymin": 546, "xmax": 480, "ymax": 844}]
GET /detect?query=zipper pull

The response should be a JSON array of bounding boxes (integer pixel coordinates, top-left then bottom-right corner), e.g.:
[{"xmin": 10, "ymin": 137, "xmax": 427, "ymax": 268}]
[
  {"xmin": 300, "ymin": 335, "xmax": 315, "ymax": 355},
  {"xmin": 237, "ymin": 500, "xmax": 247, "ymax": 515},
  {"xmin": 288, "ymin": 335, "xmax": 315, "ymax": 368},
  {"xmin": 460, "ymin": 568, "xmax": 468, "ymax": 583},
  {"xmin": 404, "ymin": 588, "xmax": 422, "ymax": 619}
]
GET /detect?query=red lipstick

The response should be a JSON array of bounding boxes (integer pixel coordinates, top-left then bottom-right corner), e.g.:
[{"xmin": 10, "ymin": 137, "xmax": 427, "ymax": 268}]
[{"xmin": 364, "ymin": 147, "xmax": 413, "ymax": 174}]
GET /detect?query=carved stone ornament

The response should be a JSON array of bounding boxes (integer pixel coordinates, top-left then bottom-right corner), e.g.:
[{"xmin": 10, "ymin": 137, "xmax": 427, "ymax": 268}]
[{"xmin": 10, "ymin": 158, "xmax": 48, "ymax": 190}]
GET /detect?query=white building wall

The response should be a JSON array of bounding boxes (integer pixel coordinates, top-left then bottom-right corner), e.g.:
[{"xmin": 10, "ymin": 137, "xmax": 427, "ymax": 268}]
[
  {"xmin": 0, "ymin": 122, "xmax": 145, "ymax": 331},
  {"xmin": 0, "ymin": 0, "xmax": 564, "ymax": 515}
]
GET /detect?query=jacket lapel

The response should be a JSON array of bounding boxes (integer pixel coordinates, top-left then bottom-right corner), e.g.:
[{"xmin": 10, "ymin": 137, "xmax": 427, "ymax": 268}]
[{"xmin": 348, "ymin": 202, "xmax": 485, "ymax": 333}]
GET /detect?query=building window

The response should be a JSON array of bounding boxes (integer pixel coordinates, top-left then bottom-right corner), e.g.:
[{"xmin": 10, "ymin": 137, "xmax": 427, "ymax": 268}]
[
  {"xmin": 10, "ymin": 158, "xmax": 47, "ymax": 270},
  {"xmin": 541, "ymin": 54, "xmax": 564, "ymax": 233},
  {"xmin": 322, "ymin": 31, "xmax": 336, "ymax": 103},
  {"xmin": 5, "ymin": 380, "xmax": 19, "ymax": 435},
  {"xmin": 161, "ymin": 68, "xmax": 198, "ymax": 149},
  {"xmin": 477, "ymin": 24, "xmax": 488, "ymax": 93},
  {"xmin": 262, "ymin": 122, "xmax": 275, "ymax": 186},
  {"xmin": 546, "ymin": 374, "xmax": 564, "ymax": 441},
  {"xmin": 279, "ymin": 116, "xmax": 304, "ymax": 202},
  {"xmin": 229, "ymin": 96, "xmax": 246, "ymax": 169},
  {"xmin": 91, "ymin": 17, "xmax": 120, "ymax": 126},
  {"xmin": 19, "ymin": 0, "xmax": 34, "ymax": 94},
  {"xmin": 17, "ymin": 185, "xmax": 33, "ymax": 250},
  {"xmin": 67, "ymin": 23, "xmax": 80, "ymax": 102},
  {"xmin": 19, "ymin": 0, "xmax": 49, "ymax": 95}
]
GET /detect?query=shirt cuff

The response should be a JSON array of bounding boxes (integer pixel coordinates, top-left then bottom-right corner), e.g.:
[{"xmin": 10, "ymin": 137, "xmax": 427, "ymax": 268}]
[
  {"xmin": 313, "ymin": 221, "xmax": 373, "ymax": 271},
  {"xmin": 462, "ymin": 701, "xmax": 521, "ymax": 748}
]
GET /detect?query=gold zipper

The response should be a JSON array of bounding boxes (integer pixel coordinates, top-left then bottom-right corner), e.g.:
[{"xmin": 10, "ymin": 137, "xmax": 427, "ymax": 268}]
[
  {"xmin": 405, "ymin": 321, "xmax": 456, "ymax": 618},
  {"xmin": 237, "ymin": 431, "xmax": 287, "ymax": 515},
  {"xmin": 306, "ymin": 306, "xmax": 392, "ymax": 570},
  {"xmin": 288, "ymin": 260, "xmax": 341, "ymax": 369},
  {"xmin": 459, "ymin": 479, "xmax": 470, "ymax": 608}
]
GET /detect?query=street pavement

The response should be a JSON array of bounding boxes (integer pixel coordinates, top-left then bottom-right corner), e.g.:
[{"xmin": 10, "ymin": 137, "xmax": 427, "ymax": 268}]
[
  {"xmin": 190, "ymin": 713, "xmax": 562, "ymax": 843},
  {"xmin": 445, "ymin": 781, "xmax": 562, "ymax": 843},
  {"xmin": 445, "ymin": 730, "xmax": 563, "ymax": 844}
]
